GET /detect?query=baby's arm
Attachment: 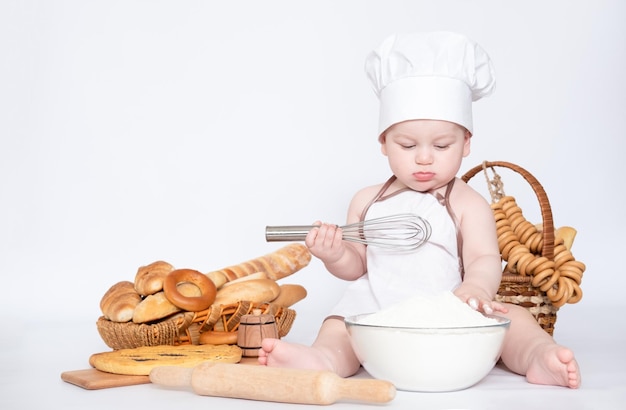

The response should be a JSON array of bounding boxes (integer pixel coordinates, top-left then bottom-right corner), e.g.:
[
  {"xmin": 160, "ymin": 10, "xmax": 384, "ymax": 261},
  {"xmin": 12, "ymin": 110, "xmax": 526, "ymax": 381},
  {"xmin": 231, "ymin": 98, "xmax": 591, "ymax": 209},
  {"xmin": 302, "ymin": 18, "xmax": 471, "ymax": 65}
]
[
  {"xmin": 304, "ymin": 186, "xmax": 374, "ymax": 281},
  {"xmin": 452, "ymin": 182, "xmax": 506, "ymax": 314},
  {"xmin": 305, "ymin": 222, "xmax": 366, "ymax": 280}
]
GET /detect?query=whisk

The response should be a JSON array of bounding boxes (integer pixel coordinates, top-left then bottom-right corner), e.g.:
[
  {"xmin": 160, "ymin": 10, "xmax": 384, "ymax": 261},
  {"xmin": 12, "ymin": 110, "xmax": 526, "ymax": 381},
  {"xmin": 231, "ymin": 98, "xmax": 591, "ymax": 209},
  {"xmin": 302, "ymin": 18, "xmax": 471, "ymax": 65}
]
[{"xmin": 265, "ymin": 213, "xmax": 431, "ymax": 251}]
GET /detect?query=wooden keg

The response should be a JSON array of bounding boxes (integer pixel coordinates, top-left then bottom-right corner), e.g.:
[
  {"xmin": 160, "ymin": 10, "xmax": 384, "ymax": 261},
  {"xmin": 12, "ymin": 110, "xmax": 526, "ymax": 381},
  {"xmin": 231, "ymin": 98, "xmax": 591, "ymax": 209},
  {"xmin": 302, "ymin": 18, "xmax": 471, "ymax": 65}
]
[{"xmin": 237, "ymin": 309, "xmax": 279, "ymax": 357}]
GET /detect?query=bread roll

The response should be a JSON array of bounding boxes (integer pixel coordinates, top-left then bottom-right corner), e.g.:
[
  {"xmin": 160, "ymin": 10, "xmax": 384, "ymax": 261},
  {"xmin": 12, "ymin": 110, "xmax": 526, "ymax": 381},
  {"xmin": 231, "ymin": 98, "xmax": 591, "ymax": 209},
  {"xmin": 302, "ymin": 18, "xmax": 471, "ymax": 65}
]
[
  {"xmin": 271, "ymin": 284, "xmax": 307, "ymax": 307},
  {"xmin": 556, "ymin": 226, "xmax": 577, "ymax": 251},
  {"xmin": 213, "ymin": 278, "xmax": 281, "ymax": 306},
  {"xmin": 134, "ymin": 260, "xmax": 174, "ymax": 296},
  {"xmin": 132, "ymin": 283, "xmax": 201, "ymax": 323},
  {"xmin": 199, "ymin": 330, "xmax": 239, "ymax": 345},
  {"xmin": 100, "ymin": 281, "xmax": 142, "ymax": 323}
]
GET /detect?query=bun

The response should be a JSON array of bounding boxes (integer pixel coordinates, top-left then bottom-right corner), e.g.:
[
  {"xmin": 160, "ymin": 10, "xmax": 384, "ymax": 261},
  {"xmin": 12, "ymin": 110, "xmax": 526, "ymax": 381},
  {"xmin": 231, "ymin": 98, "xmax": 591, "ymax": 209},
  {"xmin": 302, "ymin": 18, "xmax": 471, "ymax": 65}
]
[
  {"xmin": 271, "ymin": 284, "xmax": 308, "ymax": 307},
  {"xmin": 100, "ymin": 281, "xmax": 142, "ymax": 323},
  {"xmin": 132, "ymin": 283, "xmax": 201, "ymax": 323},
  {"xmin": 134, "ymin": 260, "xmax": 174, "ymax": 296},
  {"xmin": 213, "ymin": 278, "xmax": 281, "ymax": 306},
  {"xmin": 199, "ymin": 330, "xmax": 239, "ymax": 345}
]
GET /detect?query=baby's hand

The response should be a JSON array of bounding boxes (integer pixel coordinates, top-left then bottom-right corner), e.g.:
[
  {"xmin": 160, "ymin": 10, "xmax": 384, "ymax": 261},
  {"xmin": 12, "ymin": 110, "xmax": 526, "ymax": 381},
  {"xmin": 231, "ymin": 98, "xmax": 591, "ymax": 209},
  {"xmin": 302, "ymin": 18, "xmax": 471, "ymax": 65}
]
[
  {"xmin": 465, "ymin": 297, "xmax": 507, "ymax": 315},
  {"xmin": 454, "ymin": 287, "xmax": 508, "ymax": 315},
  {"xmin": 305, "ymin": 221, "xmax": 346, "ymax": 264}
]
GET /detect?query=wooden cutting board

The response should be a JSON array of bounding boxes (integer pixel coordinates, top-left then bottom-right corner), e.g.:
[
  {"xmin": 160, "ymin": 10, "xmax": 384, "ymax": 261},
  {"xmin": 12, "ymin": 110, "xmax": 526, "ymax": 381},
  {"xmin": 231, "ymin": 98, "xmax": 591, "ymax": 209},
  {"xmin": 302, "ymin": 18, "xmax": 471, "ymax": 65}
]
[
  {"xmin": 62, "ymin": 357, "xmax": 259, "ymax": 390},
  {"xmin": 61, "ymin": 368, "xmax": 150, "ymax": 390}
]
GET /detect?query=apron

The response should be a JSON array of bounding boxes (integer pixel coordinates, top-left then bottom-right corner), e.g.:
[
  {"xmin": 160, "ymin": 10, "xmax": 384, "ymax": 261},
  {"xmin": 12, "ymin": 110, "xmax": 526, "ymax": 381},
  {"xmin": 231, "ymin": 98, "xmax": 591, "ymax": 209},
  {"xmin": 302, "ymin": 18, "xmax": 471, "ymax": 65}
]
[{"xmin": 330, "ymin": 177, "xmax": 463, "ymax": 318}]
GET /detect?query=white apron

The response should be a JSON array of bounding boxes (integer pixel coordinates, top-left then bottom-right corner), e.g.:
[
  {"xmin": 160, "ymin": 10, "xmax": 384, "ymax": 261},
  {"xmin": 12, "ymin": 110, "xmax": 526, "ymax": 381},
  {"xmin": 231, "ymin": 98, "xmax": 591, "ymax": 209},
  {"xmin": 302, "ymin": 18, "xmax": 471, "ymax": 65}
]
[{"xmin": 330, "ymin": 178, "xmax": 462, "ymax": 318}]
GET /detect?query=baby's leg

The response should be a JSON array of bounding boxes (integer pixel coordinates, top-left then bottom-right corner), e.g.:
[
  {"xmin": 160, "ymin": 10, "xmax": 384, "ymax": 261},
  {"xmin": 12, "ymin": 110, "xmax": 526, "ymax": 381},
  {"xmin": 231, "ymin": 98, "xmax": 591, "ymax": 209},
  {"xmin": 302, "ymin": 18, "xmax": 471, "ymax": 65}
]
[
  {"xmin": 258, "ymin": 316, "xmax": 361, "ymax": 377},
  {"xmin": 499, "ymin": 304, "xmax": 580, "ymax": 388}
]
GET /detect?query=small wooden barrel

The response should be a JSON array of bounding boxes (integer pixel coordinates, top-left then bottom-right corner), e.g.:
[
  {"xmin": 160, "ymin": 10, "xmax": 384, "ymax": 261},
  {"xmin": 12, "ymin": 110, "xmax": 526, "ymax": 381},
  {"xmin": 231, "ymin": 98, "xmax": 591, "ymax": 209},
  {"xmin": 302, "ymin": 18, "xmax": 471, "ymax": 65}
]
[{"xmin": 237, "ymin": 309, "xmax": 279, "ymax": 357}]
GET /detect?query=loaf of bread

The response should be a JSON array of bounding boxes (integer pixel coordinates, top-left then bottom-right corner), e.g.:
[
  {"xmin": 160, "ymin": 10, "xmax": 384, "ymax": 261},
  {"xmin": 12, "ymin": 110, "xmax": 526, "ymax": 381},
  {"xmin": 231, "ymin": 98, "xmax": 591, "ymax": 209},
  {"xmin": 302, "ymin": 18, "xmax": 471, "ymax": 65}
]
[
  {"xmin": 134, "ymin": 260, "xmax": 174, "ymax": 296},
  {"xmin": 98, "ymin": 244, "xmax": 310, "ymax": 347},
  {"xmin": 89, "ymin": 344, "xmax": 242, "ymax": 376},
  {"xmin": 206, "ymin": 244, "xmax": 311, "ymax": 289},
  {"xmin": 132, "ymin": 283, "xmax": 201, "ymax": 323},
  {"xmin": 213, "ymin": 278, "xmax": 281, "ymax": 306},
  {"xmin": 271, "ymin": 284, "xmax": 308, "ymax": 307},
  {"xmin": 100, "ymin": 281, "xmax": 142, "ymax": 323},
  {"xmin": 556, "ymin": 226, "xmax": 577, "ymax": 251},
  {"xmin": 199, "ymin": 330, "xmax": 239, "ymax": 345}
]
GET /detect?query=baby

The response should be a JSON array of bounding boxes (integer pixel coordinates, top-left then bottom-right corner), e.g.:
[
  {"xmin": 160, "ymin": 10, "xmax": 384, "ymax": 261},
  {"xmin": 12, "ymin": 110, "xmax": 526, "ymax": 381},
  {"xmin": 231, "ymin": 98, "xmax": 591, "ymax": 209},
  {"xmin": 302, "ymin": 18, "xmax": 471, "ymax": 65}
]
[{"xmin": 258, "ymin": 31, "xmax": 580, "ymax": 389}]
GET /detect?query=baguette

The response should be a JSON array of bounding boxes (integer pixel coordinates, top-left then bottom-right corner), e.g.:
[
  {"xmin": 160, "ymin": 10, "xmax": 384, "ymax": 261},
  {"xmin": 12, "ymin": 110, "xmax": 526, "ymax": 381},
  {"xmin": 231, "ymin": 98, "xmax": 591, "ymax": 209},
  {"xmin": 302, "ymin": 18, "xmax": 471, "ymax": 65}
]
[
  {"xmin": 220, "ymin": 271, "xmax": 268, "ymax": 288},
  {"xmin": 206, "ymin": 244, "xmax": 311, "ymax": 289}
]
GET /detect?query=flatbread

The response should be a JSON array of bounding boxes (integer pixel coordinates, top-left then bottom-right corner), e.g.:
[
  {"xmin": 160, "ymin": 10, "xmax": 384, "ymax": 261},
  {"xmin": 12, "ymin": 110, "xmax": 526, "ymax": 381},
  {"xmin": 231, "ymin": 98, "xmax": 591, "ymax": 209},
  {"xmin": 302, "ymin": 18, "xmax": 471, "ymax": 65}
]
[{"xmin": 89, "ymin": 344, "xmax": 242, "ymax": 376}]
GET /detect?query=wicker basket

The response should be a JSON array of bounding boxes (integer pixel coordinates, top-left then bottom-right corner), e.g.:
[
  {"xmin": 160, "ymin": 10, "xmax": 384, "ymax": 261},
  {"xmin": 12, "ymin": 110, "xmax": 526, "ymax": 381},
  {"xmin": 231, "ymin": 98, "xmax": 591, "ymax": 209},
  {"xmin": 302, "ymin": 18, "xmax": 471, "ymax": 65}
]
[
  {"xmin": 97, "ymin": 301, "xmax": 296, "ymax": 350},
  {"xmin": 462, "ymin": 161, "xmax": 585, "ymax": 335}
]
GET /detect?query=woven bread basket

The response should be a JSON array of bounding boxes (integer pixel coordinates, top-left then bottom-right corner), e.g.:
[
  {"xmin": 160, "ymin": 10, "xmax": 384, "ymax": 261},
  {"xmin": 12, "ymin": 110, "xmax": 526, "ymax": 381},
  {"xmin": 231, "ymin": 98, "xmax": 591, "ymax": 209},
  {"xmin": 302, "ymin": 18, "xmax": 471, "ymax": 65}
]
[
  {"xmin": 461, "ymin": 161, "xmax": 585, "ymax": 335},
  {"xmin": 97, "ymin": 301, "xmax": 296, "ymax": 350}
]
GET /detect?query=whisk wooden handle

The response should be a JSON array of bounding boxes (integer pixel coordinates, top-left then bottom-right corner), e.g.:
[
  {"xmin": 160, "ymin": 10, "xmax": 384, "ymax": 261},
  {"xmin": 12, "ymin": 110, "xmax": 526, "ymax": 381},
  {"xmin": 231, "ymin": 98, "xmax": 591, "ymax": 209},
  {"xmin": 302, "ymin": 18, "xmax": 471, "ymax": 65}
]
[{"xmin": 265, "ymin": 225, "xmax": 317, "ymax": 242}]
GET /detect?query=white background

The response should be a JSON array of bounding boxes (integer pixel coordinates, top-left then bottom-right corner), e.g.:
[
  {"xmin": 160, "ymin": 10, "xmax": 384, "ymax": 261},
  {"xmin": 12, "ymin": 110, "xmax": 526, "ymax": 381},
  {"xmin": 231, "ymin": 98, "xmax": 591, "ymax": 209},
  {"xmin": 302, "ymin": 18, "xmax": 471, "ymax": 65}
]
[{"xmin": 1, "ymin": 2, "xmax": 625, "ymax": 408}]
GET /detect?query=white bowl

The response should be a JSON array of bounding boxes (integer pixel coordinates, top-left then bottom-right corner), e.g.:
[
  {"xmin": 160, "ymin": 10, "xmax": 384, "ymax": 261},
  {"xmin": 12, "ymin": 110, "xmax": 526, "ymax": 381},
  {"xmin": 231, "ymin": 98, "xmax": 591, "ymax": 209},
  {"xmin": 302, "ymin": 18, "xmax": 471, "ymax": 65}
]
[{"xmin": 345, "ymin": 314, "xmax": 510, "ymax": 392}]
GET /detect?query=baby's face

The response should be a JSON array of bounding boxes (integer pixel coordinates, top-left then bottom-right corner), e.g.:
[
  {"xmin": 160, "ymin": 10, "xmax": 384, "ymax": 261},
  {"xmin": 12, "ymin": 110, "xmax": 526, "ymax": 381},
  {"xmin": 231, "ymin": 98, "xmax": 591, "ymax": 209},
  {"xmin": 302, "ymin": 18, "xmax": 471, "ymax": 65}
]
[{"xmin": 380, "ymin": 119, "xmax": 470, "ymax": 192}]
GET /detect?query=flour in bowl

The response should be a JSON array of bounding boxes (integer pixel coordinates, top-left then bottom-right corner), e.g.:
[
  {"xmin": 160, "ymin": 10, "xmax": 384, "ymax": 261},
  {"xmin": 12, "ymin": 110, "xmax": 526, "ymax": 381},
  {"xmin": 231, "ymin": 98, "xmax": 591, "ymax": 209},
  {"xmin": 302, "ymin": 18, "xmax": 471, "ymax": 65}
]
[{"xmin": 357, "ymin": 291, "xmax": 499, "ymax": 328}]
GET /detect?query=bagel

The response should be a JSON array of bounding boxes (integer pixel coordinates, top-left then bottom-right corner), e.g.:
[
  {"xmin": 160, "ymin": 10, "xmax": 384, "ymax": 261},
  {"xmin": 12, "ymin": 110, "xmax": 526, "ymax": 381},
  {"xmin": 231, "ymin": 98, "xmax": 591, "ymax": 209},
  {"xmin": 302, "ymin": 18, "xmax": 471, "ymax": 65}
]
[{"xmin": 163, "ymin": 269, "xmax": 217, "ymax": 312}]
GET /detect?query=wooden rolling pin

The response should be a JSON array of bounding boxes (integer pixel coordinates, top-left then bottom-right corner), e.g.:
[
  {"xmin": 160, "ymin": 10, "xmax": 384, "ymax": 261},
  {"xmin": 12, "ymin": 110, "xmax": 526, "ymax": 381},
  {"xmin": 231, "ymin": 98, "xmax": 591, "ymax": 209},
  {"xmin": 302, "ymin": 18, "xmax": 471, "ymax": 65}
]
[{"xmin": 150, "ymin": 362, "xmax": 396, "ymax": 405}]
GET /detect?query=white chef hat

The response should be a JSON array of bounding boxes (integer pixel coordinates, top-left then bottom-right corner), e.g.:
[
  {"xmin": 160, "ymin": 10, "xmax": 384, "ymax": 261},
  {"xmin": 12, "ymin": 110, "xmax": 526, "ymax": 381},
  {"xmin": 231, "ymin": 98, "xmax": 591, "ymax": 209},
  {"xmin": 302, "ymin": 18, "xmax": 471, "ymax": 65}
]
[{"xmin": 365, "ymin": 31, "xmax": 496, "ymax": 136}]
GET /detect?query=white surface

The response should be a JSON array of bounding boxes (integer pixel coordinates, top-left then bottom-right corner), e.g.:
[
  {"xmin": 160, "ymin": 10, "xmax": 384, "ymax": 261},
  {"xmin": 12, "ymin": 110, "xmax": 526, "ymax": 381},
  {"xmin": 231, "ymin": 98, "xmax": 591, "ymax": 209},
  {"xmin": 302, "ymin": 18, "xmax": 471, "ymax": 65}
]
[
  {"xmin": 1, "ymin": 1, "xmax": 626, "ymax": 409},
  {"xmin": 1, "ymin": 306, "xmax": 625, "ymax": 409}
]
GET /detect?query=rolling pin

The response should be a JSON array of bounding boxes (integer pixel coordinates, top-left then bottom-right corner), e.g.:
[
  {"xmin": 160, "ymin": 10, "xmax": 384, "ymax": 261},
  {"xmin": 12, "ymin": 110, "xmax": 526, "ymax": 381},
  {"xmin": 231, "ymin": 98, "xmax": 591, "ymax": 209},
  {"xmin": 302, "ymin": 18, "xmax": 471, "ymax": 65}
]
[{"xmin": 150, "ymin": 362, "xmax": 396, "ymax": 405}]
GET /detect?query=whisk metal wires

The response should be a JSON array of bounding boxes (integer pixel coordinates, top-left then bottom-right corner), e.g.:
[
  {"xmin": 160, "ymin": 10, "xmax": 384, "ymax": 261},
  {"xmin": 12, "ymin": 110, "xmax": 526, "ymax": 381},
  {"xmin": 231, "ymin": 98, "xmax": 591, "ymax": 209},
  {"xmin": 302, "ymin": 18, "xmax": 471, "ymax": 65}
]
[{"xmin": 265, "ymin": 213, "xmax": 431, "ymax": 251}]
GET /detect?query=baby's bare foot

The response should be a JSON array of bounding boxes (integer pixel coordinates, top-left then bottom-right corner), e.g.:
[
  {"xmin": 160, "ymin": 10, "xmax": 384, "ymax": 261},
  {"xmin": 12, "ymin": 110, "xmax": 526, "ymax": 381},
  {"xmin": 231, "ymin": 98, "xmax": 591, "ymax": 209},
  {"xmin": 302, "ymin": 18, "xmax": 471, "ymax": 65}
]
[
  {"xmin": 526, "ymin": 344, "xmax": 580, "ymax": 388},
  {"xmin": 258, "ymin": 338, "xmax": 334, "ymax": 372}
]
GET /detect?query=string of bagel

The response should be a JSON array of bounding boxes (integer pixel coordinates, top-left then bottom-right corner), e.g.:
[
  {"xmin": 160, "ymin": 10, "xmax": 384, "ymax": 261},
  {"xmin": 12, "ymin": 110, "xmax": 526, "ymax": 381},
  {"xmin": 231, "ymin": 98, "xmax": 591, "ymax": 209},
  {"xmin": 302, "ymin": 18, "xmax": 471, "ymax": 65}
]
[{"xmin": 482, "ymin": 164, "xmax": 585, "ymax": 308}]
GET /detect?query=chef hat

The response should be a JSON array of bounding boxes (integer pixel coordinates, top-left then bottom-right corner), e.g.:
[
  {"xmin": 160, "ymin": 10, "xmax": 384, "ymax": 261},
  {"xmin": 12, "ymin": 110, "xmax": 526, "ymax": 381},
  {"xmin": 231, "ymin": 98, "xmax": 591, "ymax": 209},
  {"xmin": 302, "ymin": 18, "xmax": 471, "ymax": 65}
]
[{"xmin": 365, "ymin": 31, "xmax": 496, "ymax": 136}]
